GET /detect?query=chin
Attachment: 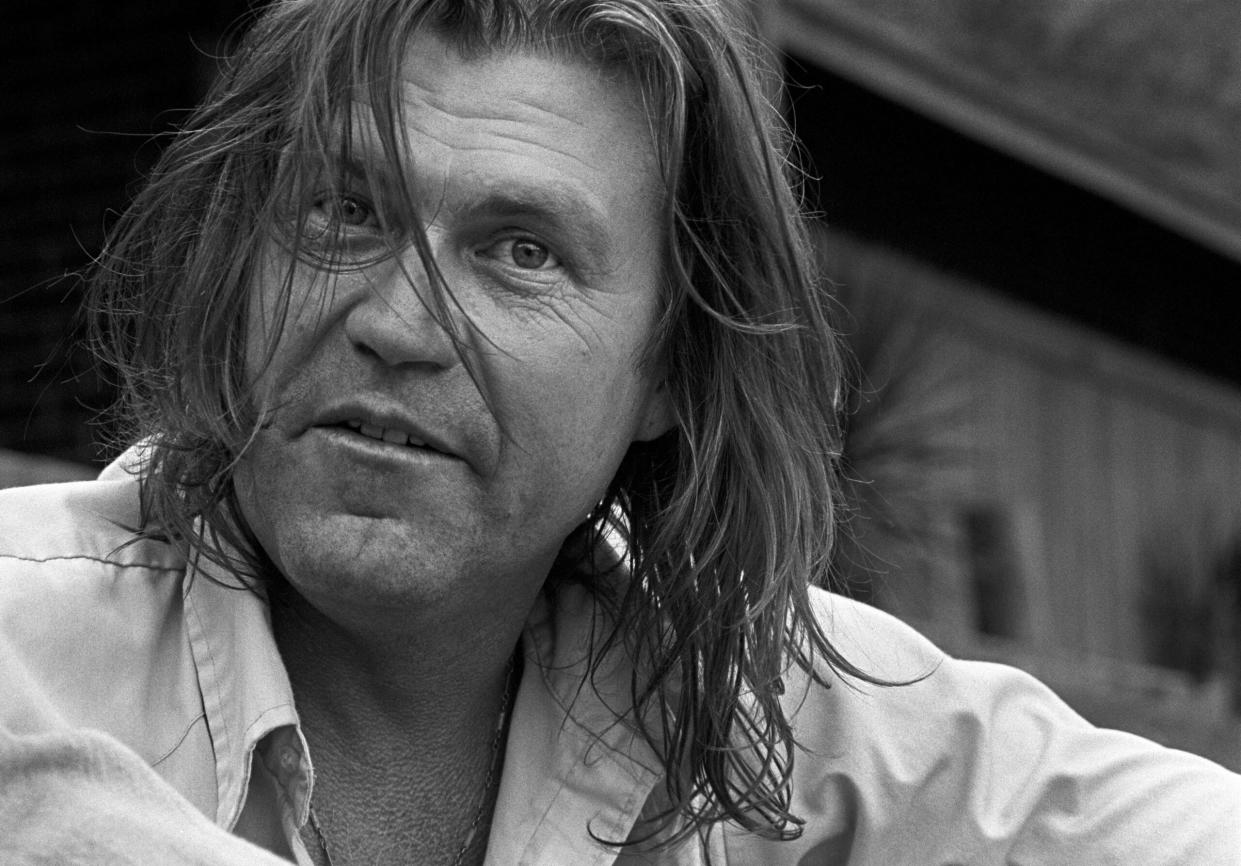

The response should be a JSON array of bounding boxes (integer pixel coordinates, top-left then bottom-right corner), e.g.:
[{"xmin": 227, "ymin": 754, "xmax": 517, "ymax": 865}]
[{"xmin": 269, "ymin": 517, "xmax": 448, "ymax": 601}]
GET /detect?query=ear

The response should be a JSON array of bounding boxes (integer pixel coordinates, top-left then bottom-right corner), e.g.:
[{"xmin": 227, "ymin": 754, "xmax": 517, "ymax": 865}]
[{"xmin": 634, "ymin": 380, "xmax": 675, "ymax": 442}]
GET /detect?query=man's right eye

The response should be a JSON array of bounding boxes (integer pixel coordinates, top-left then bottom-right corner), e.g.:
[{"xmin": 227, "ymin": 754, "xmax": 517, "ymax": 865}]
[
  {"xmin": 311, "ymin": 193, "xmax": 378, "ymax": 230},
  {"xmin": 295, "ymin": 191, "xmax": 391, "ymax": 269}
]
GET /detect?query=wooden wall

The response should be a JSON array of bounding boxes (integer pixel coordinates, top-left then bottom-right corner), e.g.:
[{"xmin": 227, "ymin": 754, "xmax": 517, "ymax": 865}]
[{"xmin": 822, "ymin": 228, "xmax": 1241, "ymax": 671}]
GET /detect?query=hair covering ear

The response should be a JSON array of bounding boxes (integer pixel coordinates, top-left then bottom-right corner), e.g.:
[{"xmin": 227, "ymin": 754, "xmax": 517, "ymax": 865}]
[{"xmin": 635, "ymin": 380, "xmax": 675, "ymax": 441}]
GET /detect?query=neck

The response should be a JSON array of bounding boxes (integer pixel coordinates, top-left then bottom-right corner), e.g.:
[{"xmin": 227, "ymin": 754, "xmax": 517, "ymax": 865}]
[
  {"xmin": 270, "ymin": 579, "xmax": 522, "ymax": 748},
  {"xmin": 270, "ymin": 581, "xmax": 525, "ymax": 866}
]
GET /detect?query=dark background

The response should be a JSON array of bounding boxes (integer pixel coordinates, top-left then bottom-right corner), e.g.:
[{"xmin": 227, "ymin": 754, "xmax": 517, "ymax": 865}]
[
  {"xmin": 786, "ymin": 55, "xmax": 1241, "ymax": 385},
  {"xmin": 1, "ymin": 1, "xmax": 255, "ymax": 463},
  {"xmin": 3, "ymin": 4, "xmax": 1239, "ymax": 466}
]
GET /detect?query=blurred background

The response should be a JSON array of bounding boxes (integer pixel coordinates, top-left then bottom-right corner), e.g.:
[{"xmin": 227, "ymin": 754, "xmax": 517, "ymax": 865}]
[
  {"xmin": 1, "ymin": 0, "xmax": 254, "ymax": 483},
  {"xmin": 3, "ymin": 0, "xmax": 1239, "ymax": 766}
]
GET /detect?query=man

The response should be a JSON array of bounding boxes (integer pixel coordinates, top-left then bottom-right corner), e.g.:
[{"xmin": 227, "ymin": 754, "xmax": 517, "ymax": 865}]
[{"xmin": 1, "ymin": 0, "xmax": 1237, "ymax": 863}]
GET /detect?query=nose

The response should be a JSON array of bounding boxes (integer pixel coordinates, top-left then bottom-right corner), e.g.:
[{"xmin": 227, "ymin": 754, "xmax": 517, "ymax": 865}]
[{"xmin": 342, "ymin": 246, "xmax": 461, "ymax": 370}]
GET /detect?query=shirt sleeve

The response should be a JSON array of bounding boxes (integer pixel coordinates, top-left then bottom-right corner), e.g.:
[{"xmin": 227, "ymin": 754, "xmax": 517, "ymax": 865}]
[
  {"xmin": 779, "ymin": 591, "xmax": 1241, "ymax": 865},
  {"xmin": 926, "ymin": 656, "xmax": 1241, "ymax": 864}
]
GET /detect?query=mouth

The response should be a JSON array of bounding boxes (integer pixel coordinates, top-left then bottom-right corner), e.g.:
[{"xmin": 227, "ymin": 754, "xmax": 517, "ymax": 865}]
[
  {"xmin": 334, "ymin": 418, "xmax": 453, "ymax": 457},
  {"xmin": 310, "ymin": 398, "xmax": 466, "ymax": 463}
]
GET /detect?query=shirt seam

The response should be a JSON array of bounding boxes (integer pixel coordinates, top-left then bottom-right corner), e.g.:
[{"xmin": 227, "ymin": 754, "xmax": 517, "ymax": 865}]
[
  {"xmin": 0, "ymin": 552, "xmax": 179, "ymax": 571},
  {"xmin": 150, "ymin": 711, "xmax": 209, "ymax": 768},
  {"xmin": 240, "ymin": 703, "xmax": 298, "ymax": 744},
  {"xmin": 184, "ymin": 583, "xmax": 234, "ymax": 825}
]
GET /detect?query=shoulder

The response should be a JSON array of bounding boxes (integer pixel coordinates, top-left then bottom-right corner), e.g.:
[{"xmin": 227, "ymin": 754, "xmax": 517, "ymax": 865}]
[
  {"xmin": 0, "ymin": 449, "xmax": 169, "ymax": 569},
  {"xmin": 0, "ymin": 462, "xmax": 186, "ymax": 647},
  {"xmin": 804, "ymin": 585, "xmax": 945, "ymax": 679},
  {"xmin": 755, "ymin": 587, "xmax": 1241, "ymax": 864},
  {"xmin": 0, "ymin": 457, "xmax": 195, "ymax": 751}
]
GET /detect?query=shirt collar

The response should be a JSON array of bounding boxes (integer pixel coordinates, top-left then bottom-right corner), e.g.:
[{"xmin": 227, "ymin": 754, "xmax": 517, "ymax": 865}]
[
  {"xmin": 100, "ymin": 444, "xmax": 309, "ymax": 829},
  {"xmin": 180, "ymin": 546, "xmax": 664, "ymax": 858},
  {"xmin": 182, "ymin": 551, "xmax": 305, "ymax": 828},
  {"xmin": 489, "ymin": 585, "xmax": 664, "ymax": 862}
]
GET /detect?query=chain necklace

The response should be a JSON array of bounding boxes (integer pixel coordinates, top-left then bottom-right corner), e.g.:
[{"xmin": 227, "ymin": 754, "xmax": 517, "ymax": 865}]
[{"xmin": 306, "ymin": 654, "xmax": 518, "ymax": 866}]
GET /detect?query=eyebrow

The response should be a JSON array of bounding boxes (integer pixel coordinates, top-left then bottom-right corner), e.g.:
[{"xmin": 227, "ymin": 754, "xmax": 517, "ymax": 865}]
[
  {"xmin": 326, "ymin": 139, "xmax": 622, "ymax": 270},
  {"xmin": 458, "ymin": 185, "xmax": 615, "ymax": 268}
]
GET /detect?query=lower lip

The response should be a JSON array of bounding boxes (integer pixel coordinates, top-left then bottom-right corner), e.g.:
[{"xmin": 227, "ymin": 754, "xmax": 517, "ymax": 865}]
[{"xmin": 312, "ymin": 426, "xmax": 461, "ymax": 468}]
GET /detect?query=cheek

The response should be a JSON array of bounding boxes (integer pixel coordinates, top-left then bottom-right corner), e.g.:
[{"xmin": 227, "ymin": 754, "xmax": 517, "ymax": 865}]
[
  {"xmin": 518, "ymin": 363, "xmax": 657, "ymax": 479},
  {"xmin": 243, "ymin": 255, "xmax": 296, "ymax": 394},
  {"xmin": 507, "ymin": 306, "xmax": 658, "ymax": 439},
  {"xmin": 231, "ymin": 442, "xmax": 288, "ymax": 575},
  {"xmin": 244, "ymin": 261, "xmax": 347, "ymax": 399}
]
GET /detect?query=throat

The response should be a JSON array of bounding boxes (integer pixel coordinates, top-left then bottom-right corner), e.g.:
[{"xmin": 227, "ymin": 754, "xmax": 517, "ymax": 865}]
[
  {"xmin": 267, "ymin": 575, "xmax": 525, "ymax": 864},
  {"xmin": 297, "ymin": 654, "xmax": 519, "ymax": 866}
]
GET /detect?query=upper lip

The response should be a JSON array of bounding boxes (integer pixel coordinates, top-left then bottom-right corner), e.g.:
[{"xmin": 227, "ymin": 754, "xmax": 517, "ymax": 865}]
[{"xmin": 312, "ymin": 399, "xmax": 464, "ymax": 460}]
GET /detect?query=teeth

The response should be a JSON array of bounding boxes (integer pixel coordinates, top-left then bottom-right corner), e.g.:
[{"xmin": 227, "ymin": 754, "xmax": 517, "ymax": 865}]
[{"xmin": 344, "ymin": 419, "xmax": 424, "ymax": 449}]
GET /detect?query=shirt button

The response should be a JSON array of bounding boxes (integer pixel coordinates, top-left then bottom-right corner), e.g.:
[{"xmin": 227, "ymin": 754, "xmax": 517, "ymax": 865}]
[{"xmin": 279, "ymin": 746, "xmax": 299, "ymax": 774}]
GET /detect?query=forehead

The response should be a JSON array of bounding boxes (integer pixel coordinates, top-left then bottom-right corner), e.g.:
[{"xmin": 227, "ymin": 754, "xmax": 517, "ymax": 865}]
[
  {"xmin": 408, "ymin": 36, "xmax": 648, "ymax": 159},
  {"xmin": 334, "ymin": 31, "xmax": 667, "ymax": 272}
]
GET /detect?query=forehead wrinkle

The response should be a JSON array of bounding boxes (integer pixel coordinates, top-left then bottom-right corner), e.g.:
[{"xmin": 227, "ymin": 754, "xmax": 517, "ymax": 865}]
[
  {"xmin": 400, "ymin": 76, "xmax": 553, "ymax": 127},
  {"xmin": 399, "ymin": 47, "xmax": 608, "ymax": 126},
  {"xmin": 394, "ymin": 46, "xmax": 660, "ymax": 189},
  {"xmin": 399, "ymin": 88, "xmax": 605, "ymax": 174},
  {"xmin": 402, "ymin": 117, "xmax": 600, "ymax": 174},
  {"xmin": 408, "ymin": 84, "xmax": 592, "ymax": 130},
  {"xmin": 453, "ymin": 132, "xmax": 611, "ymax": 175},
  {"xmin": 503, "ymin": 92, "xmax": 591, "ymax": 129}
]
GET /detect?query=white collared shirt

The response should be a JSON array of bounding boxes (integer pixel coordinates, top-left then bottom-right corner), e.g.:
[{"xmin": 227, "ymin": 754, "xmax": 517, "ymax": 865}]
[{"xmin": 2, "ymin": 452, "xmax": 1238, "ymax": 864}]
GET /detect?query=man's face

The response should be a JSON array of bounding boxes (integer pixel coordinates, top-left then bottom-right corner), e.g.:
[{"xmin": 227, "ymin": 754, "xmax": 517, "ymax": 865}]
[{"xmin": 235, "ymin": 33, "xmax": 671, "ymax": 630}]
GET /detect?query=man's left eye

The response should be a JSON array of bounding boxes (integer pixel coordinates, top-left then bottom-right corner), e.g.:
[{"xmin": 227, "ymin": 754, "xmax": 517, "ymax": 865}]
[{"xmin": 488, "ymin": 238, "xmax": 559, "ymax": 271}]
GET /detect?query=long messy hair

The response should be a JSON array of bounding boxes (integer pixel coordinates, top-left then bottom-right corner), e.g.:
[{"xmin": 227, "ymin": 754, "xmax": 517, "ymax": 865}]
[{"xmin": 88, "ymin": 0, "xmax": 880, "ymax": 849}]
